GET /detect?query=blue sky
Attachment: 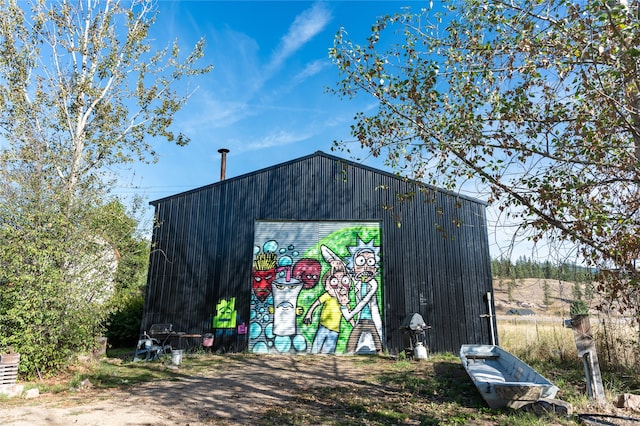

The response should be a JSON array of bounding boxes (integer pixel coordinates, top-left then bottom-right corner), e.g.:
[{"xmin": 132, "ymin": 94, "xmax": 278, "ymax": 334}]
[
  {"xmin": 118, "ymin": 1, "xmax": 408, "ymax": 204},
  {"xmin": 114, "ymin": 0, "xmax": 548, "ymax": 261}
]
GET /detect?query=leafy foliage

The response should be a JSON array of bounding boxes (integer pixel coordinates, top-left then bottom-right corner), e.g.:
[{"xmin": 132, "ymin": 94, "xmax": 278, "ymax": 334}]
[
  {"xmin": 0, "ymin": 198, "xmax": 120, "ymax": 378},
  {"xmin": 101, "ymin": 200, "xmax": 149, "ymax": 348},
  {"xmin": 330, "ymin": 0, "xmax": 640, "ymax": 320},
  {"xmin": 570, "ymin": 300, "xmax": 590, "ymax": 316},
  {"xmin": 0, "ymin": 0, "xmax": 210, "ymax": 378},
  {"xmin": 0, "ymin": 0, "xmax": 211, "ymax": 199},
  {"xmin": 105, "ymin": 291, "xmax": 145, "ymax": 348}
]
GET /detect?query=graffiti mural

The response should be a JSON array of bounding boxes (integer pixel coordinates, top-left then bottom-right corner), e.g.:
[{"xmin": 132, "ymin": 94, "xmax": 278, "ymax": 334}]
[
  {"xmin": 213, "ymin": 297, "xmax": 237, "ymax": 329},
  {"xmin": 211, "ymin": 297, "xmax": 246, "ymax": 351},
  {"xmin": 342, "ymin": 238, "xmax": 383, "ymax": 353},
  {"xmin": 249, "ymin": 221, "xmax": 383, "ymax": 355}
]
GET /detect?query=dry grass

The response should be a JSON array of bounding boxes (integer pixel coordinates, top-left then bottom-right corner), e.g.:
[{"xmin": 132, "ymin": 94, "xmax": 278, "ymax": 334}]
[
  {"xmin": 498, "ymin": 316, "xmax": 640, "ymax": 370},
  {"xmin": 592, "ymin": 318, "xmax": 640, "ymax": 371},
  {"xmin": 497, "ymin": 317, "xmax": 640, "ymax": 422},
  {"xmin": 498, "ymin": 318, "xmax": 578, "ymax": 362},
  {"xmin": 494, "ymin": 277, "xmax": 640, "ymax": 370}
]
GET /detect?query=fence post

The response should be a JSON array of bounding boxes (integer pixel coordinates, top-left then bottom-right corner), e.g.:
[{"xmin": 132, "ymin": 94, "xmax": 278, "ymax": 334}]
[{"xmin": 568, "ymin": 314, "xmax": 606, "ymax": 404}]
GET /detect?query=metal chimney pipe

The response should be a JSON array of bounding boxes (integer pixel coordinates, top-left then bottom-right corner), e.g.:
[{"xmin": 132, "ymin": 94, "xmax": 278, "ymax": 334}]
[{"xmin": 218, "ymin": 148, "xmax": 229, "ymax": 181}]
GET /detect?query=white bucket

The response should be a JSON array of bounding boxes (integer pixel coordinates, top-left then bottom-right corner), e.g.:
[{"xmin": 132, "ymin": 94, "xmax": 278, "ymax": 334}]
[
  {"xmin": 414, "ymin": 343, "xmax": 428, "ymax": 360},
  {"xmin": 171, "ymin": 350, "xmax": 183, "ymax": 366}
]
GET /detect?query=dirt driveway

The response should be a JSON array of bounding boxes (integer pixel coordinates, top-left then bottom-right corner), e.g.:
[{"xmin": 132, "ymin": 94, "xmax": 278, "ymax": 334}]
[
  {"xmin": 2, "ymin": 353, "xmax": 639, "ymax": 426},
  {"xmin": 0, "ymin": 354, "xmax": 383, "ymax": 426}
]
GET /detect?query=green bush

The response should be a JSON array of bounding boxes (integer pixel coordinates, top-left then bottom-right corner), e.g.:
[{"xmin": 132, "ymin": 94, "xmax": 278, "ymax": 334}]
[
  {"xmin": 0, "ymin": 200, "xmax": 149, "ymax": 379},
  {"xmin": 570, "ymin": 299, "xmax": 590, "ymax": 317},
  {"xmin": 105, "ymin": 291, "xmax": 144, "ymax": 347},
  {"xmin": 0, "ymin": 222, "xmax": 113, "ymax": 379}
]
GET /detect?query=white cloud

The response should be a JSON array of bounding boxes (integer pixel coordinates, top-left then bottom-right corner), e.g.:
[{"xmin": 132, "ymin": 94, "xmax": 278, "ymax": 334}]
[
  {"xmin": 176, "ymin": 92, "xmax": 252, "ymax": 133},
  {"xmin": 292, "ymin": 58, "xmax": 331, "ymax": 84},
  {"xmin": 180, "ymin": 3, "xmax": 333, "ymax": 132},
  {"xmin": 267, "ymin": 2, "xmax": 332, "ymax": 73},
  {"xmin": 240, "ymin": 129, "xmax": 312, "ymax": 152}
]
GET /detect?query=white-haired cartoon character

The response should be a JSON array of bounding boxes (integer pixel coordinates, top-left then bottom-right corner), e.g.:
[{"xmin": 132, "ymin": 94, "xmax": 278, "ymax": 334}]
[
  {"xmin": 341, "ymin": 236, "xmax": 383, "ymax": 353},
  {"xmin": 303, "ymin": 245, "xmax": 354, "ymax": 354}
]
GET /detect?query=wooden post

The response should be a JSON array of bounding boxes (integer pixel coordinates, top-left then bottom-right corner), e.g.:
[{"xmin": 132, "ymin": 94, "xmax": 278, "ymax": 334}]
[{"xmin": 569, "ymin": 314, "xmax": 606, "ymax": 403}]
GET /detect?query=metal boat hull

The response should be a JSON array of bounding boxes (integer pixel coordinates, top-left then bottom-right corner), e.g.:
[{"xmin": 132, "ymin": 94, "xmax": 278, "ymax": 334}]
[{"xmin": 460, "ymin": 344, "xmax": 559, "ymax": 409}]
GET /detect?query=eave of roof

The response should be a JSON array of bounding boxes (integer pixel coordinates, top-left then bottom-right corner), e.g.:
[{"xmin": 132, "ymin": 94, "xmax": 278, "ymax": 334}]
[{"xmin": 150, "ymin": 150, "xmax": 488, "ymax": 206}]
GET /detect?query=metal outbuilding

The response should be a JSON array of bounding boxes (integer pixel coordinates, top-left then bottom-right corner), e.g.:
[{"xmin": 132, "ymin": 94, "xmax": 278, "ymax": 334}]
[{"xmin": 142, "ymin": 151, "xmax": 496, "ymax": 355}]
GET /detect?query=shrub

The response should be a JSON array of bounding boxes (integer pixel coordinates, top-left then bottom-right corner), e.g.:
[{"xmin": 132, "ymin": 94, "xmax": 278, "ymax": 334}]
[
  {"xmin": 105, "ymin": 290, "xmax": 145, "ymax": 347},
  {"xmin": 570, "ymin": 300, "xmax": 589, "ymax": 317}
]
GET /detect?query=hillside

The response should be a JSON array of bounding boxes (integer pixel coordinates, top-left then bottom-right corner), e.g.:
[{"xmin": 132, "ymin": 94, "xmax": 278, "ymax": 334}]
[{"xmin": 492, "ymin": 277, "xmax": 585, "ymax": 317}]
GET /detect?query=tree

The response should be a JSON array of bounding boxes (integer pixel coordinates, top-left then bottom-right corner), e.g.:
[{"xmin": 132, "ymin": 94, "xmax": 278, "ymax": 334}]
[
  {"xmin": 101, "ymin": 199, "xmax": 150, "ymax": 348},
  {"xmin": 0, "ymin": 0, "xmax": 211, "ymax": 377},
  {"xmin": 330, "ymin": 0, "xmax": 640, "ymax": 320},
  {"xmin": 572, "ymin": 280, "xmax": 583, "ymax": 301}
]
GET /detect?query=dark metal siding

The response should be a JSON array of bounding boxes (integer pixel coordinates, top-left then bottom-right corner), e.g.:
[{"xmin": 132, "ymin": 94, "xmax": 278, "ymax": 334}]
[{"xmin": 143, "ymin": 152, "xmax": 495, "ymax": 353}]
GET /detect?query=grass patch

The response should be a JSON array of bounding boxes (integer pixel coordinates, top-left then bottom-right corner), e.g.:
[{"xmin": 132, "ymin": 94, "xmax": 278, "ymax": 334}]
[
  {"xmin": 7, "ymin": 339, "xmax": 639, "ymax": 424},
  {"xmin": 498, "ymin": 318, "xmax": 640, "ymax": 405},
  {"xmin": 256, "ymin": 357, "xmax": 575, "ymax": 425}
]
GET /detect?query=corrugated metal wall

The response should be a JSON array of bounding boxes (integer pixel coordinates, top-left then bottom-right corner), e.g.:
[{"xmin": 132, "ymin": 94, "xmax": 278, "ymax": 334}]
[{"xmin": 142, "ymin": 151, "xmax": 495, "ymax": 354}]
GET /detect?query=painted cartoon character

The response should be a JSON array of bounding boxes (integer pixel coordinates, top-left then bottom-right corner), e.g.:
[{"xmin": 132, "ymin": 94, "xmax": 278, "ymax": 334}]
[
  {"xmin": 212, "ymin": 297, "xmax": 238, "ymax": 329},
  {"xmin": 292, "ymin": 258, "xmax": 321, "ymax": 289},
  {"xmin": 252, "ymin": 252, "xmax": 277, "ymax": 301},
  {"xmin": 271, "ymin": 276, "xmax": 304, "ymax": 337},
  {"xmin": 303, "ymin": 245, "xmax": 354, "ymax": 354},
  {"xmin": 341, "ymin": 237, "xmax": 383, "ymax": 353}
]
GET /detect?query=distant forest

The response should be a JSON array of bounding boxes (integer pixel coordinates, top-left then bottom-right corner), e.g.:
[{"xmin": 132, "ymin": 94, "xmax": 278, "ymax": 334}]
[
  {"xmin": 491, "ymin": 257, "xmax": 595, "ymax": 306},
  {"xmin": 491, "ymin": 257, "xmax": 595, "ymax": 283}
]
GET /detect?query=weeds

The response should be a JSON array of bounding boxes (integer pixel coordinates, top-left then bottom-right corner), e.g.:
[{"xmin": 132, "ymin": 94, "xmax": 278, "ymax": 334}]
[
  {"xmin": 6, "ymin": 328, "xmax": 639, "ymax": 425},
  {"xmin": 498, "ymin": 317, "xmax": 640, "ymax": 407}
]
